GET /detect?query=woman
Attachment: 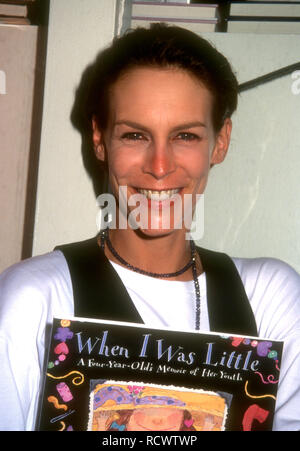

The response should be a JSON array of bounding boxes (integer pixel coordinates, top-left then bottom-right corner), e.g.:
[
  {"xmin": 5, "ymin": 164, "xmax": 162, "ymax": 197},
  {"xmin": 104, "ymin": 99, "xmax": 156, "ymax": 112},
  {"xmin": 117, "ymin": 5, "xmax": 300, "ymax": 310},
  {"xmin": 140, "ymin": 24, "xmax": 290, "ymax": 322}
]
[{"xmin": 0, "ymin": 24, "xmax": 300, "ymax": 431}]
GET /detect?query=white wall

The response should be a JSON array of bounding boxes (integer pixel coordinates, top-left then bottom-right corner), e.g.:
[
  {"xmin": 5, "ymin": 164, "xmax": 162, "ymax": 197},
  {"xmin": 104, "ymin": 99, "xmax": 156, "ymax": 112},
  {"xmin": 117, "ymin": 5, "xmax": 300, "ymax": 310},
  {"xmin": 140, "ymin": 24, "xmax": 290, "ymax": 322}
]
[
  {"xmin": 0, "ymin": 25, "xmax": 38, "ymax": 272},
  {"xmin": 195, "ymin": 33, "xmax": 300, "ymax": 274},
  {"xmin": 32, "ymin": 1, "xmax": 300, "ymax": 274},
  {"xmin": 32, "ymin": 0, "xmax": 118, "ymax": 255}
]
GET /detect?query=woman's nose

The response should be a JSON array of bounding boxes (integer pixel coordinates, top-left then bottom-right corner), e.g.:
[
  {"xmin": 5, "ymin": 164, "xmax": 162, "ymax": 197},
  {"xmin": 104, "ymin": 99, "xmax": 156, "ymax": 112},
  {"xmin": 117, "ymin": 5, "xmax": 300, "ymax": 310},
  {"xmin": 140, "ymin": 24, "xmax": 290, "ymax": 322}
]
[
  {"xmin": 142, "ymin": 141, "xmax": 176, "ymax": 180},
  {"xmin": 152, "ymin": 417, "xmax": 164, "ymax": 426}
]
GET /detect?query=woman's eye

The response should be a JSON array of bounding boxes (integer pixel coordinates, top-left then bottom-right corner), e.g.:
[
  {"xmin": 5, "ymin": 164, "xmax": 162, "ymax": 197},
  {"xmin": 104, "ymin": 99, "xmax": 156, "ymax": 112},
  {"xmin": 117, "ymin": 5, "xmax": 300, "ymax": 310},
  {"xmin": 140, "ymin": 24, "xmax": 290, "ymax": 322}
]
[
  {"xmin": 121, "ymin": 132, "xmax": 146, "ymax": 141},
  {"xmin": 176, "ymin": 132, "xmax": 200, "ymax": 141}
]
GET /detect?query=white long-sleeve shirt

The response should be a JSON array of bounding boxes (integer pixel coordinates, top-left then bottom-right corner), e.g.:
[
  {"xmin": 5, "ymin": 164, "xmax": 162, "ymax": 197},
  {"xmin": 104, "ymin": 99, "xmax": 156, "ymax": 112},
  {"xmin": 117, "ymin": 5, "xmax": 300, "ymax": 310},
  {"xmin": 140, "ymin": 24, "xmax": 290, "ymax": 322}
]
[{"xmin": 0, "ymin": 250, "xmax": 300, "ymax": 431}]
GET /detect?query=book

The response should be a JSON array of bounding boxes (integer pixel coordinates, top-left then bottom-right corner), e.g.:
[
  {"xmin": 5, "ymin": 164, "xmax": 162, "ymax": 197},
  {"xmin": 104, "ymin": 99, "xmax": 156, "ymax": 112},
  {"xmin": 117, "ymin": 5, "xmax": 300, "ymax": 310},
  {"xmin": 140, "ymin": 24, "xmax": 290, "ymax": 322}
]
[
  {"xmin": 132, "ymin": 1, "xmax": 219, "ymax": 20},
  {"xmin": 0, "ymin": 0, "xmax": 35, "ymax": 3},
  {"xmin": 131, "ymin": 17, "xmax": 218, "ymax": 33},
  {"xmin": 0, "ymin": 16, "xmax": 30, "ymax": 25},
  {"xmin": 227, "ymin": 16, "xmax": 300, "ymax": 33},
  {"xmin": 229, "ymin": 1, "xmax": 300, "ymax": 17},
  {"xmin": 0, "ymin": 3, "xmax": 28, "ymax": 17},
  {"xmin": 246, "ymin": 0, "xmax": 300, "ymax": 2},
  {"xmin": 38, "ymin": 317, "xmax": 283, "ymax": 431}
]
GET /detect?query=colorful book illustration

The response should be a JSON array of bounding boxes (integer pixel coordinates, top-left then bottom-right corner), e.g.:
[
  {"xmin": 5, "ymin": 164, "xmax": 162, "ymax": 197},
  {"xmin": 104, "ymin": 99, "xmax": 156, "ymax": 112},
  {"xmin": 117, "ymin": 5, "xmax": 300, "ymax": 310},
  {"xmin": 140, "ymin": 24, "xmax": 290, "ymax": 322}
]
[{"xmin": 38, "ymin": 317, "xmax": 283, "ymax": 431}]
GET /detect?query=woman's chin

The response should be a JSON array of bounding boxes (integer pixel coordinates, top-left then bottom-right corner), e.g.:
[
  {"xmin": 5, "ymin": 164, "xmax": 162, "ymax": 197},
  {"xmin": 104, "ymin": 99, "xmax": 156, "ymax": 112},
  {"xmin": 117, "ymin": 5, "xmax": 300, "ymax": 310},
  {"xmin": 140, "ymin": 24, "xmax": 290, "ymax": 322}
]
[{"xmin": 133, "ymin": 224, "xmax": 184, "ymax": 240}]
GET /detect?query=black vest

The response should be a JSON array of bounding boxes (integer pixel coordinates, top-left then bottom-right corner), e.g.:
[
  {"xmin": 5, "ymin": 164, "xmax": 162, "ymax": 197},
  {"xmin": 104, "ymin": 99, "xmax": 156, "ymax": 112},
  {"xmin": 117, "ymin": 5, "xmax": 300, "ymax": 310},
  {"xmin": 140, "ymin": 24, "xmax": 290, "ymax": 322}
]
[{"xmin": 55, "ymin": 237, "xmax": 258, "ymax": 337}]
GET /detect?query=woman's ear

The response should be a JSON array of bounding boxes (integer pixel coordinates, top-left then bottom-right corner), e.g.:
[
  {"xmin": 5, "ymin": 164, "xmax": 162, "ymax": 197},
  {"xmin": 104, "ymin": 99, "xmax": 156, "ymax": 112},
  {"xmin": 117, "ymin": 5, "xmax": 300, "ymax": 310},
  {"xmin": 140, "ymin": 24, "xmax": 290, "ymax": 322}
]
[
  {"xmin": 210, "ymin": 118, "xmax": 232, "ymax": 167},
  {"xmin": 92, "ymin": 116, "xmax": 106, "ymax": 162}
]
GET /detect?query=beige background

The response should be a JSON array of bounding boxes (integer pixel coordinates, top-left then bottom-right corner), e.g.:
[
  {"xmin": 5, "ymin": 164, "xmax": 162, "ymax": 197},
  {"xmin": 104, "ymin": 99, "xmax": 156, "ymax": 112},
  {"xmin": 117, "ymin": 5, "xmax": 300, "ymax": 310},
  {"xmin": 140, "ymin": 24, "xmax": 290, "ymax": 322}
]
[
  {"xmin": 0, "ymin": 25, "xmax": 38, "ymax": 272},
  {"xmin": 32, "ymin": 0, "xmax": 119, "ymax": 256}
]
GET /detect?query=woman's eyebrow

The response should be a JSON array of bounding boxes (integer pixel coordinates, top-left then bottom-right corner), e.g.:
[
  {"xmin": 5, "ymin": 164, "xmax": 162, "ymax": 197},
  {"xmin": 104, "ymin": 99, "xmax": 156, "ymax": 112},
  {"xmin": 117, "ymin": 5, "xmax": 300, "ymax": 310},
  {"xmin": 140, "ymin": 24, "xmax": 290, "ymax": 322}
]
[
  {"xmin": 114, "ymin": 120, "xmax": 150, "ymax": 132},
  {"xmin": 114, "ymin": 120, "xmax": 207, "ymax": 131},
  {"xmin": 171, "ymin": 121, "xmax": 207, "ymax": 132}
]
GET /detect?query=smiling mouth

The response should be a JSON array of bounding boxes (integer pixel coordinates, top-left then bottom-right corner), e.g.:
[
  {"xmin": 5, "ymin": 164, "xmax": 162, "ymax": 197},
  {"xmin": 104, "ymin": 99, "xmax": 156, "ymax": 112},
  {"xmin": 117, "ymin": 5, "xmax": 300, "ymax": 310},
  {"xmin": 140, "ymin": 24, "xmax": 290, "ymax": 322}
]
[
  {"xmin": 136, "ymin": 188, "xmax": 181, "ymax": 201},
  {"xmin": 134, "ymin": 421, "xmax": 180, "ymax": 431}
]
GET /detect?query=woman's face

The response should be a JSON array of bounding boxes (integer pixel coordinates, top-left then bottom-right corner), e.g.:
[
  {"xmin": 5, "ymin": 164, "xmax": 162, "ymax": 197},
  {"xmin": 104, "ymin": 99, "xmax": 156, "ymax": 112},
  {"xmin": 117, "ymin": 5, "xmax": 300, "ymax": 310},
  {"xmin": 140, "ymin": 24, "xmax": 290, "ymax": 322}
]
[{"xmin": 93, "ymin": 67, "xmax": 231, "ymax": 237}]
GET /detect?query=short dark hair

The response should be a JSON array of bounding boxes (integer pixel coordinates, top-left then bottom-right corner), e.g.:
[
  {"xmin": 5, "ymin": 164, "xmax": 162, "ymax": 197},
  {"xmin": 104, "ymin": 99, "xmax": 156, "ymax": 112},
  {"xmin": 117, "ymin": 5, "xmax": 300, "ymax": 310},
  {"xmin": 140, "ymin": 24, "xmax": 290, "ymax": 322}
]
[{"xmin": 71, "ymin": 24, "xmax": 238, "ymax": 194}]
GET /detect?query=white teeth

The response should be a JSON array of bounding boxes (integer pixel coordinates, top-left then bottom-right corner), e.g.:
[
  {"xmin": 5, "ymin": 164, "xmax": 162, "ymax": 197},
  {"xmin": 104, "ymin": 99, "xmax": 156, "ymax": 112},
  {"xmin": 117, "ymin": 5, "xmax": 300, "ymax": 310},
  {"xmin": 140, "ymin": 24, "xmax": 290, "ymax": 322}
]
[{"xmin": 138, "ymin": 189, "xmax": 180, "ymax": 201}]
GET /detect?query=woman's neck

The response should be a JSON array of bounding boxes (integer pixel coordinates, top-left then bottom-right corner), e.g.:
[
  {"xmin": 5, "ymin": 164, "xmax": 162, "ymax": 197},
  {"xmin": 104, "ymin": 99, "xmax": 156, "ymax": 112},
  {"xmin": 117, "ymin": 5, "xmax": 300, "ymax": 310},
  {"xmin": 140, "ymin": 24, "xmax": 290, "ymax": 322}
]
[{"xmin": 103, "ymin": 228, "xmax": 202, "ymax": 281}]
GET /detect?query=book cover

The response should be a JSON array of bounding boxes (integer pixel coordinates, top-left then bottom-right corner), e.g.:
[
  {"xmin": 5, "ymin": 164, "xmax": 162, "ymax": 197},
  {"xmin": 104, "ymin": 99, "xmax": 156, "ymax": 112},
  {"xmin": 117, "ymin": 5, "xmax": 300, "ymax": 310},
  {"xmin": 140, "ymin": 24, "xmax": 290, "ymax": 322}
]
[
  {"xmin": 0, "ymin": 4, "xmax": 28, "ymax": 17},
  {"xmin": 131, "ymin": 17, "xmax": 218, "ymax": 33},
  {"xmin": 132, "ymin": 2, "xmax": 219, "ymax": 20},
  {"xmin": 0, "ymin": 16, "xmax": 30, "ymax": 25},
  {"xmin": 229, "ymin": 1, "xmax": 300, "ymax": 17},
  {"xmin": 38, "ymin": 317, "xmax": 283, "ymax": 431},
  {"xmin": 0, "ymin": 0, "xmax": 34, "ymax": 4},
  {"xmin": 227, "ymin": 17, "xmax": 300, "ymax": 33}
]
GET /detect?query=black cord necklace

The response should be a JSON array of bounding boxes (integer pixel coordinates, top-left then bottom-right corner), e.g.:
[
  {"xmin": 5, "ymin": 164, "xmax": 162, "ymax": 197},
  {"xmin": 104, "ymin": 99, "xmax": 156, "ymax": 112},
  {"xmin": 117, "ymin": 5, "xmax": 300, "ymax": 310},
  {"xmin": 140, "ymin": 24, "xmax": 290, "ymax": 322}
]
[{"xmin": 99, "ymin": 229, "xmax": 201, "ymax": 330}]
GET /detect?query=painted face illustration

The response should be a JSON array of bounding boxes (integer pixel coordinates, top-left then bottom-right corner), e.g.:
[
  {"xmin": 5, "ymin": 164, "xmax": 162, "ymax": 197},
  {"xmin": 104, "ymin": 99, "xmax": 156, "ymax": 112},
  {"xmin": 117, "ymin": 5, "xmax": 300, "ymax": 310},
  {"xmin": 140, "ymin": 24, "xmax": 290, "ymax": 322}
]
[{"xmin": 126, "ymin": 407, "xmax": 184, "ymax": 431}]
